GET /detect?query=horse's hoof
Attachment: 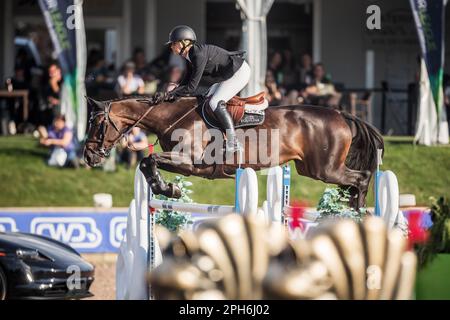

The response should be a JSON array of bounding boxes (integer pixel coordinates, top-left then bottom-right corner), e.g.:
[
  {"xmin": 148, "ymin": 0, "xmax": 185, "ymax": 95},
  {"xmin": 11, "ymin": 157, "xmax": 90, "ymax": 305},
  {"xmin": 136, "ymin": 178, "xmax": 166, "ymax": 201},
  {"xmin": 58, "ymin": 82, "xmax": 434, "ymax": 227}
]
[
  {"xmin": 169, "ymin": 183, "xmax": 182, "ymax": 199},
  {"xmin": 150, "ymin": 182, "xmax": 161, "ymax": 195}
]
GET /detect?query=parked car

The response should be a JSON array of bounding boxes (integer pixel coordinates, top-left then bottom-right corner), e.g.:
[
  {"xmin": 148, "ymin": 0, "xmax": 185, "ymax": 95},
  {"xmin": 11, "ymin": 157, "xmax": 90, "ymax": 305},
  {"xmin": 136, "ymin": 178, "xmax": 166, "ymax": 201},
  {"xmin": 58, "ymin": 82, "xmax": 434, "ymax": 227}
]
[{"xmin": 0, "ymin": 231, "xmax": 94, "ymax": 299}]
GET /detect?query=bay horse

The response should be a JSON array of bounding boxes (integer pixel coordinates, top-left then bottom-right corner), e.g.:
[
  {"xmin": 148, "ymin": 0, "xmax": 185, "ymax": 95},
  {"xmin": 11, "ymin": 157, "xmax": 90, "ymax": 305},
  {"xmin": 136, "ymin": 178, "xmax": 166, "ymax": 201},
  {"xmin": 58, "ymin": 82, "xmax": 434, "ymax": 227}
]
[{"xmin": 83, "ymin": 95, "xmax": 383, "ymax": 209}]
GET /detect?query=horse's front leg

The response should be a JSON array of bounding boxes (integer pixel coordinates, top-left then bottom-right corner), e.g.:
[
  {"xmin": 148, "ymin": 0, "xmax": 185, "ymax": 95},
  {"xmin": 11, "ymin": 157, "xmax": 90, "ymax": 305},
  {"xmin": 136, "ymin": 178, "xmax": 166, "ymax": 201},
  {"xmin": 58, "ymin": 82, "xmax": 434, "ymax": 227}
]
[
  {"xmin": 139, "ymin": 152, "xmax": 199, "ymax": 199},
  {"xmin": 139, "ymin": 153, "xmax": 181, "ymax": 199}
]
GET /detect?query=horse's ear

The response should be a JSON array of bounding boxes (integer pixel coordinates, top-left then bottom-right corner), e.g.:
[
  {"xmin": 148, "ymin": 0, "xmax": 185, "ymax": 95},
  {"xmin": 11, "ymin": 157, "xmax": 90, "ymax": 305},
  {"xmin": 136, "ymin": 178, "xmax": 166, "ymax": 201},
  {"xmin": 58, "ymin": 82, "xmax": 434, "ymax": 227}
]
[{"xmin": 86, "ymin": 96, "xmax": 105, "ymax": 110}]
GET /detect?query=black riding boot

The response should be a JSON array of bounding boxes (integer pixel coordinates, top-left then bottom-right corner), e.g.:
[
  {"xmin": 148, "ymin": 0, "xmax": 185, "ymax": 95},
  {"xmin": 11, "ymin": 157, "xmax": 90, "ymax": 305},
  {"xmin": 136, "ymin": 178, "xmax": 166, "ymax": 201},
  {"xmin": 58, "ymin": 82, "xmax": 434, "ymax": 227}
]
[{"xmin": 213, "ymin": 100, "xmax": 241, "ymax": 153}]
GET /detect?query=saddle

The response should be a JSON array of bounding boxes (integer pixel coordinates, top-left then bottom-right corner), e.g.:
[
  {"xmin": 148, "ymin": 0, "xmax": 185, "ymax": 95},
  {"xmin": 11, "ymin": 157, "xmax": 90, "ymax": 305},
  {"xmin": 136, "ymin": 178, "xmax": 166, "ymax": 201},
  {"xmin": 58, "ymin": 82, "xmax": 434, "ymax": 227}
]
[{"xmin": 202, "ymin": 92, "xmax": 268, "ymax": 129}]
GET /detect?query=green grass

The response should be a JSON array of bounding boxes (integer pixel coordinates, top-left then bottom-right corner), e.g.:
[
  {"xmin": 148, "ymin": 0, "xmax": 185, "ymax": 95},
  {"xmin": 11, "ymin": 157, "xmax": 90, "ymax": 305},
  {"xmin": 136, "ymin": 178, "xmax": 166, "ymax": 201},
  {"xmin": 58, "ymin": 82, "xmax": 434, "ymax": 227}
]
[{"xmin": 0, "ymin": 135, "xmax": 448, "ymax": 207}]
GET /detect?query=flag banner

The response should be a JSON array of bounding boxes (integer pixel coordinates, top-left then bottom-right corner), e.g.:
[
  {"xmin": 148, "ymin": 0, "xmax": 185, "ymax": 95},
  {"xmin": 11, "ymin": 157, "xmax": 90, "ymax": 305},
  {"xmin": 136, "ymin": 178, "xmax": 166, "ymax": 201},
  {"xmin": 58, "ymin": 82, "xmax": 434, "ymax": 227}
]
[
  {"xmin": 409, "ymin": 0, "xmax": 445, "ymax": 119},
  {"xmin": 38, "ymin": 0, "xmax": 87, "ymax": 142},
  {"xmin": 415, "ymin": 59, "xmax": 449, "ymax": 145}
]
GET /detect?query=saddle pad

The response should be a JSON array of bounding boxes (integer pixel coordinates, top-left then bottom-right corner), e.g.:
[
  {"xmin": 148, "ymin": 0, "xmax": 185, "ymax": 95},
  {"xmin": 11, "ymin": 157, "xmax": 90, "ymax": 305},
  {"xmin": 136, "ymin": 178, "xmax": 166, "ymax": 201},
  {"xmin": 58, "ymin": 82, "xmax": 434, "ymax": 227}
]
[{"xmin": 202, "ymin": 102, "xmax": 265, "ymax": 129}]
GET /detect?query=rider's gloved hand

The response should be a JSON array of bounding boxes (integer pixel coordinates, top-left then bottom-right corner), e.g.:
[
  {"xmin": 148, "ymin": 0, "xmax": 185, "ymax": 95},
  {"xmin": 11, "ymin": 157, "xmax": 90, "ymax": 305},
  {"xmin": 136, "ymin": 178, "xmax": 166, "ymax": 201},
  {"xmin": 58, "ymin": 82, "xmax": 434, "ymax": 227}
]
[
  {"xmin": 153, "ymin": 91, "xmax": 166, "ymax": 104},
  {"xmin": 153, "ymin": 91, "xmax": 177, "ymax": 104},
  {"xmin": 164, "ymin": 92, "xmax": 177, "ymax": 102}
]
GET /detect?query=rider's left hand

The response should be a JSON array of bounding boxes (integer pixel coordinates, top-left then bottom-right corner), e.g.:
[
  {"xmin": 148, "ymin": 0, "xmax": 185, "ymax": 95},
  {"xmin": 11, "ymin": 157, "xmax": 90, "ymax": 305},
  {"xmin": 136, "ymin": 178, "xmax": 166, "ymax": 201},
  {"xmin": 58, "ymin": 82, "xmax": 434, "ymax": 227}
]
[
  {"xmin": 153, "ymin": 91, "xmax": 176, "ymax": 104},
  {"xmin": 152, "ymin": 91, "xmax": 165, "ymax": 104},
  {"xmin": 164, "ymin": 92, "xmax": 177, "ymax": 102}
]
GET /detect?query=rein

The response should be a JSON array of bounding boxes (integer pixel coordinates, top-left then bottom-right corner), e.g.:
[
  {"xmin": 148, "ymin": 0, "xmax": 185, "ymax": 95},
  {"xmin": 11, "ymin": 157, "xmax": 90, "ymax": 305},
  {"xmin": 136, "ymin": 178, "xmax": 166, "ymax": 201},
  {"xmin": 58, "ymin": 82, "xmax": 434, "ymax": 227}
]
[
  {"xmin": 87, "ymin": 97, "xmax": 200, "ymax": 158},
  {"xmin": 86, "ymin": 99, "xmax": 157, "ymax": 157},
  {"xmin": 160, "ymin": 103, "xmax": 200, "ymax": 138}
]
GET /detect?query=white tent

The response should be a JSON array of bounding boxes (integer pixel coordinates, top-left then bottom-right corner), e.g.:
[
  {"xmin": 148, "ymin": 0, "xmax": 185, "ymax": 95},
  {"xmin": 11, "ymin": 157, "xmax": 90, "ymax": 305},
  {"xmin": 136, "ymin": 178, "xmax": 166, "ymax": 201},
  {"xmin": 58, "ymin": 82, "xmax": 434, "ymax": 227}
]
[{"xmin": 236, "ymin": 0, "xmax": 274, "ymax": 97}]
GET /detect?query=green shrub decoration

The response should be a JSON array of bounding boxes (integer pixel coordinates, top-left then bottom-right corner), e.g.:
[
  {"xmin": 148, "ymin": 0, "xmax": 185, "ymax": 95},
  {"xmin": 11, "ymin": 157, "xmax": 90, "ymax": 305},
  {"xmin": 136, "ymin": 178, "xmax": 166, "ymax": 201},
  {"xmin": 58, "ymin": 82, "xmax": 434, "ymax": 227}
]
[
  {"xmin": 317, "ymin": 187, "xmax": 367, "ymax": 222},
  {"xmin": 154, "ymin": 176, "xmax": 193, "ymax": 233}
]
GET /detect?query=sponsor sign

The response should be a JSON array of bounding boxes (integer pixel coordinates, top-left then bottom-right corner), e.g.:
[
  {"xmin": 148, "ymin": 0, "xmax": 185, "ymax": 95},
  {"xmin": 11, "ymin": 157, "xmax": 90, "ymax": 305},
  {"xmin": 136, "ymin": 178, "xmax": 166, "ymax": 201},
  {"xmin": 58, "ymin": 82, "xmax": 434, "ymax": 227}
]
[{"xmin": 0, "ymin": 210, "xmax": 127, "ymax": 253}]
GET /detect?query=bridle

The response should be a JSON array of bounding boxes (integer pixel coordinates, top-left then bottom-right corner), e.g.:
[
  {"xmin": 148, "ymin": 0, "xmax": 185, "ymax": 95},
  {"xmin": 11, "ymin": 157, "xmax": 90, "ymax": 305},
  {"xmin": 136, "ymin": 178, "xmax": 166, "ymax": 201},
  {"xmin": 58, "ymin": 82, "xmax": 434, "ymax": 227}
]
[{"xmin": 85, "ymin": 99, "xmax": 155, "ymax": 158}]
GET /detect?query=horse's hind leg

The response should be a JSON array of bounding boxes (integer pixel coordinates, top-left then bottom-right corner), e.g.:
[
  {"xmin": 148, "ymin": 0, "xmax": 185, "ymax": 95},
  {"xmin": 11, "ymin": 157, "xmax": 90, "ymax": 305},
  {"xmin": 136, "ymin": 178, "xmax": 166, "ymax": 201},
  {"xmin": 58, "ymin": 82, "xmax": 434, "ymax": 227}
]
[
  {"xmin": 331, "ymin": 167, "xmax": 371, "ymax": 210},
  {"xmin": 355, "ymin": 170, "xmax": 372, "ymax": 209},
  {"xmin": 294, "ymin": 160, "xmax": 371, "ymax": 210}
]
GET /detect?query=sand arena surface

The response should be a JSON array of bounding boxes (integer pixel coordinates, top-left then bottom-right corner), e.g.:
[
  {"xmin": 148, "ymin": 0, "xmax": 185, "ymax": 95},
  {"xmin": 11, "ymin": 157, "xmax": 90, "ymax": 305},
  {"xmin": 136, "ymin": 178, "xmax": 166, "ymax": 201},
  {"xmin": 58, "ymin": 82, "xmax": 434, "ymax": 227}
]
[{"xmin": 83, "ymin": 254, "xmax": 117, "ymax": 300}]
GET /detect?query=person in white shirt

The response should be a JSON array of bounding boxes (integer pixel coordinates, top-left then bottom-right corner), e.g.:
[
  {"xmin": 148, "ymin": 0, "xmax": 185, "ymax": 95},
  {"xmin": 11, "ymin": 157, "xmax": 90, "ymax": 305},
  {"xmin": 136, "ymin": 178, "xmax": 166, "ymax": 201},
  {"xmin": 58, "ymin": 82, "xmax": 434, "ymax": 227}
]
[{"xmin": 116, "ymin": 61, "xmax": 145, "ymax": 97}]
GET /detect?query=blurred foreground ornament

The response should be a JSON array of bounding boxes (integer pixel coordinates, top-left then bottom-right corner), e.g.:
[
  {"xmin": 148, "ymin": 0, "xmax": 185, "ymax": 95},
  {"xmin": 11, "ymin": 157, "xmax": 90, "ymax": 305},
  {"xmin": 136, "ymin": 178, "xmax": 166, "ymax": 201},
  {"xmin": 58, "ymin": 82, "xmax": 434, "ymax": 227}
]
[
  {"xmin": 288, "ymin": 201, "xmax": 306, "ymax": 230},
  {"xmin": 149, "ymin": 215, "xmax": 417, "ymax": 300},
  {"xmin": 407, "ymin": 210, "xmax": 429, "ymax": 250}
]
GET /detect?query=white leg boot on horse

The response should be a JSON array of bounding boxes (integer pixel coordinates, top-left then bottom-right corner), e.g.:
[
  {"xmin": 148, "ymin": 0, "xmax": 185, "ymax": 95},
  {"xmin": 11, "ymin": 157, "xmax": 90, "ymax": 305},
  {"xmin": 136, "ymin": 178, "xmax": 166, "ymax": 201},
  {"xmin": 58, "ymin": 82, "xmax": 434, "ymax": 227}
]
[{"xmin": 139, "ymin": 155, "xmax": 182, "ymax": 199}]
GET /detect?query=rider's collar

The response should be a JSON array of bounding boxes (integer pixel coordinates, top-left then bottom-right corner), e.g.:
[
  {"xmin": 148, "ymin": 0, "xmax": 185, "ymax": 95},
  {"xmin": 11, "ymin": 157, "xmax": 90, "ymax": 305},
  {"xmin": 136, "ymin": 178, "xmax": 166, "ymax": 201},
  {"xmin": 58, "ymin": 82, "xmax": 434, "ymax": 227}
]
[{"xmin": 185, "ymin": 50, "xmax": 191, "ymax": 63}]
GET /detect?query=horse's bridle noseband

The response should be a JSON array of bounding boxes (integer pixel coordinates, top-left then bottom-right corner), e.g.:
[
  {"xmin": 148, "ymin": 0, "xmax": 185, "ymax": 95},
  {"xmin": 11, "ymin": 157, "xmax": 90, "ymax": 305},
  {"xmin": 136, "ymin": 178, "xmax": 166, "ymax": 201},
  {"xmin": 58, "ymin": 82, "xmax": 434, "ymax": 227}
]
[{"xmin": 86, "ymin": 99, "xmax": 155, "ymax": 159}]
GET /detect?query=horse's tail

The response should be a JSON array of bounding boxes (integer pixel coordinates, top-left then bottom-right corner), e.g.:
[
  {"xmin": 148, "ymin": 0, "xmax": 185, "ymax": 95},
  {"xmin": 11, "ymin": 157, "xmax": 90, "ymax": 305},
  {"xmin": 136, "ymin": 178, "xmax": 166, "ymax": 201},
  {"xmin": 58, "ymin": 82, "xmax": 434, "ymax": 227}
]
[{"xmin": 341, "ymin": 111, "xmax": 384, "ymax": 175}]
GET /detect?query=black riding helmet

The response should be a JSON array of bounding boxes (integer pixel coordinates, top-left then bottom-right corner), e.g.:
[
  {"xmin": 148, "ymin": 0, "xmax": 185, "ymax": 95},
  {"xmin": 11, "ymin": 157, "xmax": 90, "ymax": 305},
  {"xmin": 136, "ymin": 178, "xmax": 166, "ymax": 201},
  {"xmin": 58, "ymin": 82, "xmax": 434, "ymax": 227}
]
[{"xmin": 167, "ymin": 25, "xmax": 197, "ymax": 44}]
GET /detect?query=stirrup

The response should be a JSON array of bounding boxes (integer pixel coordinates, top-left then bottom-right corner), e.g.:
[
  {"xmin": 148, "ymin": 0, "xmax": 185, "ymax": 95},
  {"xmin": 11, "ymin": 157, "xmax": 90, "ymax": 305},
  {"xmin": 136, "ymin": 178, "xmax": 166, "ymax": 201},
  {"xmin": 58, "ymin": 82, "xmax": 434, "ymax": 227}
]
[{"xmin": 225, "ymin": 138, "xmax": 242, "ymax": 153}]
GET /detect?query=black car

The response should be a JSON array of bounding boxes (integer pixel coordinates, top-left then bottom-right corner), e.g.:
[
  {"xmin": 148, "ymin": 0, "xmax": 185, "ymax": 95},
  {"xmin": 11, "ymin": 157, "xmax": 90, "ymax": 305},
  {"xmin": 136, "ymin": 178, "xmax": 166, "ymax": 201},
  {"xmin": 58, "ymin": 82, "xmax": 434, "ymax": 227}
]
[{"xmin": 0, "ymin": 231, "xmax": 94, "ymax": 299}]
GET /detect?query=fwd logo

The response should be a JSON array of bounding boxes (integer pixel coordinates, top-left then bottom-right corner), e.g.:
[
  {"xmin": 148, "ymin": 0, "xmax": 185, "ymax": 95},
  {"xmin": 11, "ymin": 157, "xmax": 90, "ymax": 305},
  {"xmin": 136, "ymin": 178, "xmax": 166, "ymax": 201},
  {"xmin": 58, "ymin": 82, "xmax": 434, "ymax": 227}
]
[
  {"xmin": 30, "ymin": 217, "xmax": 102, "ymax": 249},
  {"xmin": 0, "ymin": 218, "xmax": 18, "ymax": 232},
  {"xmin": 109, "ymin": 216, "xmax": 127, "ymax": 248}
]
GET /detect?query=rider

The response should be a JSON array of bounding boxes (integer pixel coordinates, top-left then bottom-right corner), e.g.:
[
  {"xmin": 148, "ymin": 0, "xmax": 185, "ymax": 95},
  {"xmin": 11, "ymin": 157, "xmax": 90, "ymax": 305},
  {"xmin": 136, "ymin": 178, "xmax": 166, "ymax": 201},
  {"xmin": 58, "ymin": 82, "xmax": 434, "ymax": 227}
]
[{"xmin": 165, "ymin": 25, "xmax": 251, "ymax": 153}]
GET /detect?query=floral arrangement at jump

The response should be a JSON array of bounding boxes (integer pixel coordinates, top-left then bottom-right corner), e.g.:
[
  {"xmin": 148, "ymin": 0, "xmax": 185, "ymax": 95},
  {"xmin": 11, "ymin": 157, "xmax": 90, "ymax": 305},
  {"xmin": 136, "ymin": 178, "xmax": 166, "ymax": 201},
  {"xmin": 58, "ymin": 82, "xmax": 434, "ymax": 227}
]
[
  {"xmin": 415, "ymin": 196, "xmax": 450, "ymax": 268},
  {"xmin": 316, "ymin": 187, "xmax": 367, "ymax": 222},
  {"xmin": 154, "ymin": 176, "xmax": 193, "ymax": 232}
]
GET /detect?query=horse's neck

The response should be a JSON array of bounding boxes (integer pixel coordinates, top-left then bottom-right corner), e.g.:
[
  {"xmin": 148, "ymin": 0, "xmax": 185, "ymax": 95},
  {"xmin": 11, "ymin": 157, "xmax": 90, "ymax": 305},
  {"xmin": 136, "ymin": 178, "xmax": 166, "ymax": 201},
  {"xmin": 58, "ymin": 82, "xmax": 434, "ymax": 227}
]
[{"xmin": 136, "ymin": 98, "xmax": 198, "ymax": 136}]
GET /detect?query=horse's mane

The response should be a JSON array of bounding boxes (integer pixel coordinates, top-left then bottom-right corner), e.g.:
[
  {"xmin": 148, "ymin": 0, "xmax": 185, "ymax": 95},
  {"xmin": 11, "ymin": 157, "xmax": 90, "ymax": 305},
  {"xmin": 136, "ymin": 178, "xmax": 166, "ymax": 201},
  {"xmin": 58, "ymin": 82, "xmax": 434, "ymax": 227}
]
[
  {"xmin": 104, "ymin": 94, "xmax": 198, "ymax": 104},
  {"xmin": 104, "ymin": 94, "xmax": 155, "ymax": 103}
]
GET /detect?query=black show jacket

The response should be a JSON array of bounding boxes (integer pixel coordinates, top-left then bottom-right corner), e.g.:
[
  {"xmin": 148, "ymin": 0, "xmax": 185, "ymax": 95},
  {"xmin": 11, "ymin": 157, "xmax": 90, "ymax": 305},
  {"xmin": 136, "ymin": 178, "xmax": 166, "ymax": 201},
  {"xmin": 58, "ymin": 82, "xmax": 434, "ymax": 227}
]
[{"xmin": 171, "ymin": 44, "xmax": 246, "ymax": 97}]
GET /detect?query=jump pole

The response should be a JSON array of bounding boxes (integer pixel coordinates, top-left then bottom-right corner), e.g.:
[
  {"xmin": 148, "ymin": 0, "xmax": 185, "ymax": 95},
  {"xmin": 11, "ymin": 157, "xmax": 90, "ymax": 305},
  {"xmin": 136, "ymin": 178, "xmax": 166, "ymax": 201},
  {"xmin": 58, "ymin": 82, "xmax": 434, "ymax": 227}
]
[
  {"xmin": 234, "ymin": 168, "xmax": 244, "ymax": 213},
  {"xmin": 147, "ymin": 144, "xmax": 156, "ymax": 300},
  {"xmin": 374, "ymin": 148, "xmax": 383, "ymax": 216},
  {"xmin": 147, "ymin": 180, "xmax": 155, "ymax": 300},
  {"xmin": 281, "ymin": 164, "xmax": 291, "ymax": 228}
]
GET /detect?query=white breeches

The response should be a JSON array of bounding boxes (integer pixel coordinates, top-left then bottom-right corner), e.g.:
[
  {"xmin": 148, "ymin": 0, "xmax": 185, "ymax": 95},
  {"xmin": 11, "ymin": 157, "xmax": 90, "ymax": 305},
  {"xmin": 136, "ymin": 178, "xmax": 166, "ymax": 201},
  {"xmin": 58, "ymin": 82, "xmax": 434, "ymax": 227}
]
[{"xmin": 207, "ymin": 61, "xmax": 251, "ymax": 111}]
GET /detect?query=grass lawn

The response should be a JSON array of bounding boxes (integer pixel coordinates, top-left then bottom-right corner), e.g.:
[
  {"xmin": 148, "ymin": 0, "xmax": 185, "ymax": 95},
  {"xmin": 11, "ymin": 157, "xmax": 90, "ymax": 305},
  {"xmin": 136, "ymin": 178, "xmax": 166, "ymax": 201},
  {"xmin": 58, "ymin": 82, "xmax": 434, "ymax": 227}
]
[{"xmin": 0, "ymin": 135, "xmax": 448, "ymax": 207}]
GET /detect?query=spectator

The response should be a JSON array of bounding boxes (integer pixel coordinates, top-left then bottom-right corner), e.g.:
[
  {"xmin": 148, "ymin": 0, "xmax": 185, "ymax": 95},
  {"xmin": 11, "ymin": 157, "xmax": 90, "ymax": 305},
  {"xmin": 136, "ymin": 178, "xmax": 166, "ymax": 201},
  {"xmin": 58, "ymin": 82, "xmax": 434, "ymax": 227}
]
[
  {"xmin": 42, "ymin": 63, "xmax": 62, "ymax": 127},
  {"xmin": 116, "ymin": 61, "xmax": 145, "ymax": 97},
  {"xmin": 281, "ymin": 49, "xmax": 298, "ymax": 92},
  {"xmin": 444, "ymin": 74, "xmax": 450, "ymax": 124},
  {"xmin": 86, "ymin": 50, "xmax": 111, "ymax": 98},
  {"xmin": 164, "ymin": 66, "xmax": 184, "ymax": 92},
  {"xmin": 119, "ymin": 127, "xmax": 148, "ymax": 169},
  {"xmin": 265, "ymin": 70, "xmax": 283, "ymax": 106},
  {"xmin": 11, "ymin": 67, "xmax": 28, "ymax": 90},
  {"xmin": 268, "ymin": 51, "xmax": 284, "ymax": 87},
  {"xmin": 5, "ymin": 67, "xmax": 30, "ymax": 130},
  {"xmin": 301, "ymin": 63, "xmax": 341, "ymax": 108},
  {"xmin": 39, "ymin": 115, "xmax": 78, "ymax": 168},
  {"xmin": 132, "ymin": 48, "xmax": 149, "ymax": 79},
  {"xmin": 297, "ymin": 53, "xmax": 313, "ymax": 88},
  {"xmin": 147, "ymin": 46, "xmax": 172, "ymax": 81},
  {"xmin": 86, "ymin": 50, "xmax": 109, "ymax": 85},
  {"xmin": 14, "ymin": 48, "xmax": 34, "ymax": 84}
]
